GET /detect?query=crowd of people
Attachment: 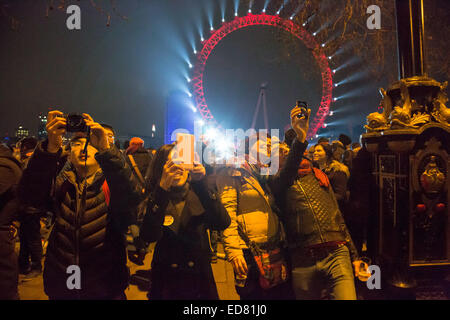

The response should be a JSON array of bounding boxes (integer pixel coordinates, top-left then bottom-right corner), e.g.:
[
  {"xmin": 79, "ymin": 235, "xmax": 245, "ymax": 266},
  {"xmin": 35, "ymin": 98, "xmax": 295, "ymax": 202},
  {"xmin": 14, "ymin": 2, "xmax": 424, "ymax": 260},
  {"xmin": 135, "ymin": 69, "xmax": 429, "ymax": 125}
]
[{"xmin": 0, "ymin": 106, "xmax": 372, "ymax": 300}]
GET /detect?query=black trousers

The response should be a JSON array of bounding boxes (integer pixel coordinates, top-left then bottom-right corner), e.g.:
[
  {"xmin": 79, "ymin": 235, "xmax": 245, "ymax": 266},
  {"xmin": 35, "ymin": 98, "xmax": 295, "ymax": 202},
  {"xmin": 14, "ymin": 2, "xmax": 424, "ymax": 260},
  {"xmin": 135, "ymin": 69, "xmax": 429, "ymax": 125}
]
[{"xmin": 18, "ymin": 214, "xmax": 42, "ymax": 271}]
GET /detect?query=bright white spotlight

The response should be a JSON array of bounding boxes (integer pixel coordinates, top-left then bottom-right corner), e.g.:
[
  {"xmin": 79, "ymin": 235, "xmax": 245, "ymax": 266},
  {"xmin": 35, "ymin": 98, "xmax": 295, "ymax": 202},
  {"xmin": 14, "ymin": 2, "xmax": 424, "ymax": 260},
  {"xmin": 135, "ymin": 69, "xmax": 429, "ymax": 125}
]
[
  {"xmin": 196, "ymin": 119, "xmax": 205, "ymax": 126},
  {"xmin": 215, "ymin": 135, "xmax": 235, "ymax": 161},
  {"xmin": 193, "ymin": 49, "xmax": 197, "ymax": 54},
  {"xmin": 188, "ymin": 92, "xmax": 192, "ymax": 97},
  {"xmin": 206, "ymin": 127, "xmax": 218, "ymax": 140},
  {"xmin": 328, "ymin": 56, "xmax": 332, "ymax": 60},
  {"xmin": 302, "ymin": 22, "xmax": 306, "ymax": 26},
  {"xmin": 323, "ymin": 123, "xmax": 327, "ymax": 128},
  {"xmin": 333, "ymin": 97, "xmax": 337, "ymax": 102},
  {"xmin": 290, "ymin": 16, "xmax": 294, "ymax": 20},
  {"xmin": 201, "ymin": 36, "xmax": 204, "ymax": 41},
  {"xmin": 222, "ymin": 18, "xmax": 225, "ymax": 22},
  {"xmin": 315, "ymin": 134, "xmax": 319, "ymax": 138},
  {"xmin": 277, "ymin": 10, "xmax": 281, "ymax": 15},
  {"xmin": 210, "ymin": 26, "xmax": 214, "ymax": 31},
  {"xmin": 329, "ymin": 111, "xmax": 334, "ymax": 116},
  {"xmin": 313, "ymin": 32, "xmax": 317, "ymax": 36},
  {"xmin": 187, "ymin": 77, "xmax": 191, "ymax": 82},
  {"xmin": 248, "ymin": 9, "xmax": 251, "ymax": 13},
  {"xmin": 188, "ymin": 63, "xmax": 192, "ymax": 68},
  {"xmin": 332, "ymin": 69, "xmax": 336, "ymax": 73},
  {"xmin": 321, "ymin": 43, "xmax": 325, "ymax": 47},
  {"xmin": 263, "ymin": 9, "xmax": 266, "ymax": 13},
  {"xmin": 235, "ymin": 12, "xmax": 238, "ymax": 16},
  {"xmin": 334, "ymin": 83, "xmax": 338, "ymax": 87}
]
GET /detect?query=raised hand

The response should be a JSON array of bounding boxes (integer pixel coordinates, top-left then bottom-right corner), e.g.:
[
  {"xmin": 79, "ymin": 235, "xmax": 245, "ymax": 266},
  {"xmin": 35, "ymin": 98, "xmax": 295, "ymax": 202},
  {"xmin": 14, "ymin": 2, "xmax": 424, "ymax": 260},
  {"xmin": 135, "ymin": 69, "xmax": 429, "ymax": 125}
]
[
  {"xmin": 290, "ymin": 106, "xmax": 311, "ymax": 143},
  {"xmin": 159, "ymin": 160, "xmax": 184, "ymax": 191},
  {"xmin": 190, "ymin": 162, "xmax": 206, "ymax": 181},
  {"xmin": 190, "ymin": 152, "xmax": 205, "ymax": 181},
  {"xmin": 46, "ymin": 110, "xmax": 66, "ymax": 153},
  {"xmin": 82, "ymin": 113, "xmax": 109, "ymax": 152}
]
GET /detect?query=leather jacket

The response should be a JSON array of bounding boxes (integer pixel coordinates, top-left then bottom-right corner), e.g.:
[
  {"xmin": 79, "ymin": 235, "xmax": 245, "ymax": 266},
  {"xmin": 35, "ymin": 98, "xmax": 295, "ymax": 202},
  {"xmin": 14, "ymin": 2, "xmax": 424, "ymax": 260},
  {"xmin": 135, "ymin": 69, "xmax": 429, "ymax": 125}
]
[{"xmin": 270, "ymin": 139, "xmax": 358, "ymax": 261}]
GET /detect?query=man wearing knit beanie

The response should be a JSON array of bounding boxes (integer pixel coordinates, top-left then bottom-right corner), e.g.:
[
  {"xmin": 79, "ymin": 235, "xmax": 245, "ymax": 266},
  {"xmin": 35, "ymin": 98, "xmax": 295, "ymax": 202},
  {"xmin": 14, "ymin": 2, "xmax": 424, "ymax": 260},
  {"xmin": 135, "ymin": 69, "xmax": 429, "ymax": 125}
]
[{"xmin": 126, "ymin": 137, "xmax": 144, "ymax": 154}]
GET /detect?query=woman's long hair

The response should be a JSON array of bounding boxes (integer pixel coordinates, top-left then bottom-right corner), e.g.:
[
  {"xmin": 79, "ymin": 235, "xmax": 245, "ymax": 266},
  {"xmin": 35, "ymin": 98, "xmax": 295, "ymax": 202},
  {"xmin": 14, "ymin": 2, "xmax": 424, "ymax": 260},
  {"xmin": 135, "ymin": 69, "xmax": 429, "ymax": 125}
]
[{"xmin": 147, "ymin": 143, "xmax": 175, "ymax": 194}]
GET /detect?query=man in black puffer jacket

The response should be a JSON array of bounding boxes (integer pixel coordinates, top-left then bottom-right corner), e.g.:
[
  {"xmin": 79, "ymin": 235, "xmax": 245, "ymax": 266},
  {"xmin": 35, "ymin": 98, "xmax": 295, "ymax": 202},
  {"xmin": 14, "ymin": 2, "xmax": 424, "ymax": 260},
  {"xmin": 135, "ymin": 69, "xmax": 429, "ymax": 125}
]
[
  {"xmin": 19, "ymin": 111, "xmax": 141, "ymax": 300},
  {"xmin": 0, "ymin": 143, "xmax": 22, "ymax": 299}
]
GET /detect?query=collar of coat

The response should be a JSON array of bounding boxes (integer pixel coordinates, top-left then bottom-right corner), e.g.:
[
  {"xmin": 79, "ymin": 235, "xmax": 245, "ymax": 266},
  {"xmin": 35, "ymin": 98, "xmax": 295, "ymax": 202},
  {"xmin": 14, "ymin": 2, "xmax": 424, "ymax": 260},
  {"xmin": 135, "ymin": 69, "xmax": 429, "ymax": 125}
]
[{"xmin": 59, "ymin": 161, "xmax": 104, "ymax": 193}]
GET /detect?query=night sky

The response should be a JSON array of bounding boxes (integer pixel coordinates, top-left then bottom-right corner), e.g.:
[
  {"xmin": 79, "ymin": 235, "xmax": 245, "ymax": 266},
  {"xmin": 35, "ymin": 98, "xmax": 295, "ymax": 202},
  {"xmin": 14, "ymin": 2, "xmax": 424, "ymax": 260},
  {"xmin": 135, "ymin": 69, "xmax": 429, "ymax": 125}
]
[{"xmin": 0, "ymin": 0, "xmax": 448, "ymax": 146}]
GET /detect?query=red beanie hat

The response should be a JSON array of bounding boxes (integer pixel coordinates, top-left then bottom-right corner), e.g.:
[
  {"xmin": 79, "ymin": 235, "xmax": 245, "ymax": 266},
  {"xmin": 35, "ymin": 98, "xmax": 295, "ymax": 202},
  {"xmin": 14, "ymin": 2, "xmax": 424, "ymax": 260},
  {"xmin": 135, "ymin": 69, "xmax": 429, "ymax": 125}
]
[
  {"xmin": 126, "ymin": 137, "xmax": 144, "ymax": 155},
  {"xmin": 130, "ymin": 137, "xmax": 144, "ymax": 146}
]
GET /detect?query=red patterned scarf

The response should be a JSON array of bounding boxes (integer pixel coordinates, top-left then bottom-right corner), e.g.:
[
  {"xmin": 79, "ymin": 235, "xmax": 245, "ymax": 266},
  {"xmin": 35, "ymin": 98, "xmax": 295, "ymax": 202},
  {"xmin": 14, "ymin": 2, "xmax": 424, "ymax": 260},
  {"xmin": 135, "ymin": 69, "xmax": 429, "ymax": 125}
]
[{"xmin": 298, "ymin": 159, "xmax": 330, "ymax": 188}]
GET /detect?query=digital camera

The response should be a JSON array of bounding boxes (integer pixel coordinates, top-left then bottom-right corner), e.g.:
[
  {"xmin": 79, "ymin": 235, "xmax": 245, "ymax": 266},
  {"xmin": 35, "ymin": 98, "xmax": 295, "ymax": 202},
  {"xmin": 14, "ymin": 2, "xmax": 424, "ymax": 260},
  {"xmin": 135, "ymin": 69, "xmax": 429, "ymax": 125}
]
[{"xmin": 59, "ymin": 113, "xmax": 88, "ymax": 132}]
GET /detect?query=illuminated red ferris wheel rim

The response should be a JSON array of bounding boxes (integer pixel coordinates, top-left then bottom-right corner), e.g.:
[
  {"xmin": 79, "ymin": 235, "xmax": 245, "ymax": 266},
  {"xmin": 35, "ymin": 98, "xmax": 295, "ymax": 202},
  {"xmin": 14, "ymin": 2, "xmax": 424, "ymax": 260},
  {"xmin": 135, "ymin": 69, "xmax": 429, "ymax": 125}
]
[{"xmin": 191, "ymin": 13, "xmax": 333, "ymax": 139}]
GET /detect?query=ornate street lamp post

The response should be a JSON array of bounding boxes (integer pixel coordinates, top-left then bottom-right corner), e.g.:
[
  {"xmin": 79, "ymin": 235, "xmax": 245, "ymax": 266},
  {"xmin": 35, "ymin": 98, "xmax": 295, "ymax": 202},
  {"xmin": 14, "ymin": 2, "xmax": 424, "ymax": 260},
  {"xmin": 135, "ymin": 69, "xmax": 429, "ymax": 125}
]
[{"xmin": 362, "ymin": 0, "xmax": 449, "ymax": 299}]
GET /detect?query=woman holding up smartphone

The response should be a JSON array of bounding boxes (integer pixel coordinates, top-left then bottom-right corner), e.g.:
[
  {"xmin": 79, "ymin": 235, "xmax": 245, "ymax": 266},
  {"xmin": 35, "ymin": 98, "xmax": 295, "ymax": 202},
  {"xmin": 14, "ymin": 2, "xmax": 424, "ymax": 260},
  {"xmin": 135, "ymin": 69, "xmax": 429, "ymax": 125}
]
[{"xmin": 139, "ymin": 143, "xmax": 230, "ymax": 300}]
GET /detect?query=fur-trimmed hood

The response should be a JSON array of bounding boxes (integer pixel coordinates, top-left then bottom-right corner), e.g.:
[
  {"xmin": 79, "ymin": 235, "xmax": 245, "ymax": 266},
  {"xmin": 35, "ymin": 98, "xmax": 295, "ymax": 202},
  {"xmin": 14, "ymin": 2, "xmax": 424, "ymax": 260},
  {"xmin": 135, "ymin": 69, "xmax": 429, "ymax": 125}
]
[{"xmin": 327, "ymin": 160, "xmax": 350, "ymax": 178}]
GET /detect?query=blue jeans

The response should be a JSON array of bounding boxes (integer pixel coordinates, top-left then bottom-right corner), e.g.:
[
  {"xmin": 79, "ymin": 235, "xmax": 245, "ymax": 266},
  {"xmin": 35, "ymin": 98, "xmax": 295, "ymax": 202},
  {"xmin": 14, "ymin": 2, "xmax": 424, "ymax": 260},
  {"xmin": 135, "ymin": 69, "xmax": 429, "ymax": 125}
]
[{"xmin": 291, "ymin": 245, "xmax": 356, "ymax": 300}]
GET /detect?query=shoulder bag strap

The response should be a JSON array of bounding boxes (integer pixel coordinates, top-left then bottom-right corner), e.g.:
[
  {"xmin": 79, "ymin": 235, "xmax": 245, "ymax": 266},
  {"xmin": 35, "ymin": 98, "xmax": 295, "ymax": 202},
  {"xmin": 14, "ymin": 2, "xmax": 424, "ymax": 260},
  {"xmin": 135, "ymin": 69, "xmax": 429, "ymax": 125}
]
[{"xmin": 128, "ymin": 154, "xmax": 145, "ymax": 186}]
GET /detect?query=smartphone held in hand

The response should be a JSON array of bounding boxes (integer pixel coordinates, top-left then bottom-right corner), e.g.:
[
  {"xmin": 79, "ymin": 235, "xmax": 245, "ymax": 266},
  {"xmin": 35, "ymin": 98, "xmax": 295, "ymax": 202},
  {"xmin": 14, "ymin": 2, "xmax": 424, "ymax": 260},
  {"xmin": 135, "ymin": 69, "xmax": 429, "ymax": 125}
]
[{"xmin": 171, "ymin": 133, "xmax": 195, "ymax": 170}]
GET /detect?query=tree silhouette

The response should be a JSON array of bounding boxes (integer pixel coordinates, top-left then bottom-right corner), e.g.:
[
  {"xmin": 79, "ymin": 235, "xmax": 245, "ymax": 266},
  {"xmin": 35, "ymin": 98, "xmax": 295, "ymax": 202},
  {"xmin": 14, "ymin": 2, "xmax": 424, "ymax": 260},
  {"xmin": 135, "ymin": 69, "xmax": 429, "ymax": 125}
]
[
  {"xmin": 241, "ymin": 0, "xmax": 448, "ymax": 83},
  {"xmin": 0, "ymin": 0, "xmax": 128, "ymax": 30}
]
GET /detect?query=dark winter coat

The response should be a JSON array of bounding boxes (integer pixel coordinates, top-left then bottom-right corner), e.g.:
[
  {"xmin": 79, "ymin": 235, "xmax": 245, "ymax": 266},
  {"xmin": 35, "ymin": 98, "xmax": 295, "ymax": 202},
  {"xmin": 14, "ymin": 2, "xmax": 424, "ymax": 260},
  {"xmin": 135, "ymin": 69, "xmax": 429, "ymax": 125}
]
[
  {"xmin": 126, "ymin": 147, "xmax": 153, "ymax": 184},
  {"xmin": 125, "ymin": 147, "xmax": 154, "ymax": 221},
  {"xmin": 324, "ymin": 160, "xmax": 350, "ymax": 209},
  {"xmin": 19, "ymin": 141, "xmax": 141, "ymax": 299},
  {"xmin": 0, "ymin": 144, "xmax": 22, "ymax": 226},
  {"xmin": 0, "ymin": 144, "xmax": 22, "ymax": 299},
  {"xmin": 140, "ymin": 179, "xmax": 231, "ymax": 300},
  {"xmin": 346, "ymin": 147, "xmax": 375, "ymax": 253}
]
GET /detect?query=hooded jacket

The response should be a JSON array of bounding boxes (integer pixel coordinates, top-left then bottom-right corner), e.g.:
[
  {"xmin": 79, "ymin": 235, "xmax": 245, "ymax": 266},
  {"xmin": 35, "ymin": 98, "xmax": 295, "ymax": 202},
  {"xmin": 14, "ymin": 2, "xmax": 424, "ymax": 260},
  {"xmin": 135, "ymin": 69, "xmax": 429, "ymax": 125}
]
[
  {"xmin": 19, "ymin": 140, "xmax": 141, "ymax": 299},
  {"xmin": 324, "ymin": 160, "xmax": 350, "ymax": 205}
]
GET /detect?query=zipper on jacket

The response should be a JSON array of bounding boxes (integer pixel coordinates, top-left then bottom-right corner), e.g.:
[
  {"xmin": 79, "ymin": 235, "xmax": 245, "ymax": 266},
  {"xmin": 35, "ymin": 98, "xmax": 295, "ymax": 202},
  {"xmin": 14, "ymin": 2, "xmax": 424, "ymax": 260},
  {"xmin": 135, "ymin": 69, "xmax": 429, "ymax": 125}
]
[
  {"xmin": 74, "ymin": 187, "xmax": 81, "ymax": 266},
  {"xmin": 74, "ymin": 184, "xmax": 82, "ymax": 299}
]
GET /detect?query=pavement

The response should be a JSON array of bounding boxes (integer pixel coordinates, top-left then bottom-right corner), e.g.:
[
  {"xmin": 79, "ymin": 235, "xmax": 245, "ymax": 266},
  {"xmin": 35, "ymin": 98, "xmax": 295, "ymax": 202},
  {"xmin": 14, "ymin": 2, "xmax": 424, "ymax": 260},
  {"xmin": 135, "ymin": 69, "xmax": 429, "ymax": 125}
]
[{"xmin": 17, "ymin": 241, "xmax": 240, "ymax": 300}]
